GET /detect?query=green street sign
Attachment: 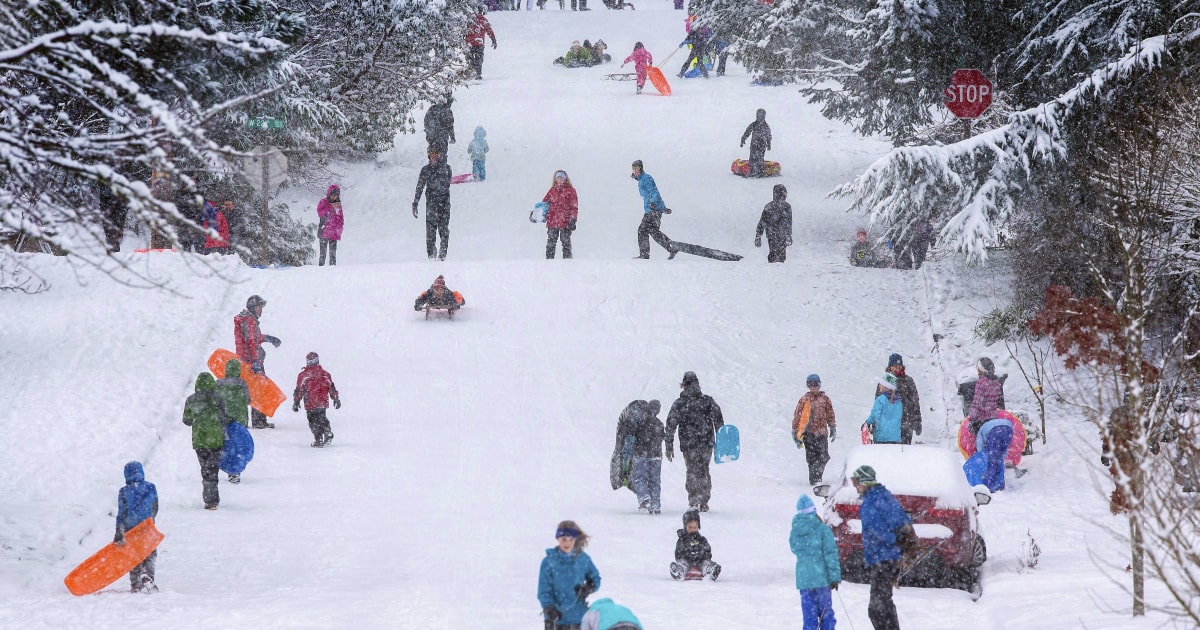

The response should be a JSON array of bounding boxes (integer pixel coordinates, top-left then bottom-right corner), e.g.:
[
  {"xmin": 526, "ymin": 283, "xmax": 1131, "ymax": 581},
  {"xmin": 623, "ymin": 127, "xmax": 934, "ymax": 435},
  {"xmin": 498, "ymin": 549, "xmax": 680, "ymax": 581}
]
[{"xmin": 247, "ymin": 117, "xmax": 285, "ymax": 130}]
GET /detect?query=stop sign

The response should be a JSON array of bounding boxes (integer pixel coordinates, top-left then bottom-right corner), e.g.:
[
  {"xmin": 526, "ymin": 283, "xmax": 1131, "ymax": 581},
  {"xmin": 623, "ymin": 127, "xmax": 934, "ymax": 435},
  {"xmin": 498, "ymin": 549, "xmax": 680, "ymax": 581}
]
[{"xmin": 943, "ymin": 69, "xmax": 993, "ymax": 119}]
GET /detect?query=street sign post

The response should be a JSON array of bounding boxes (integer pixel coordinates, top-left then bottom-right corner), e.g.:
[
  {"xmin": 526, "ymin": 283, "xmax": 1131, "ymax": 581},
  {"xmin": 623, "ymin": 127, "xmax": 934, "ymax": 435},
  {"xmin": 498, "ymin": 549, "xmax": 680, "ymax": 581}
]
[
  {"xmin": 247, "ymin": 117, "xmax": 285, "ymax": 130},
  {"xmin": 943, "ymin": 69, "xmax": 993, "ymax": 119},
  {"xmin": 241, "ymin": 146, "xmax": 288, "ymax": 257}
]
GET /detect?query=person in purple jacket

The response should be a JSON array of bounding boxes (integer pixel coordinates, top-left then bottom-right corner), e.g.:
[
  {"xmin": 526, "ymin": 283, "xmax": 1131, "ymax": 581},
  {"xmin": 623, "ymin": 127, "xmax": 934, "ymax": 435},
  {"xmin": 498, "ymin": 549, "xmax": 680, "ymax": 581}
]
[
  {"xmin": 316, "ymin": 184, "xmax": 344, "ymax": 266},
  {"xmin": 968, "ymin": 357, "xmax": 1002, "ymax": 436}
]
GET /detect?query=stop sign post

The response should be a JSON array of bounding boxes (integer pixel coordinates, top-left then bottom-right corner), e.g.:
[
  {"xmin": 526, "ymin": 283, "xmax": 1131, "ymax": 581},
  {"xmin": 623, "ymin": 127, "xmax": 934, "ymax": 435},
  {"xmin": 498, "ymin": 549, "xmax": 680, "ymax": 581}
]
[{"xmin": 944, "ymin": 69, "xmax": 992, "ymax": 118}]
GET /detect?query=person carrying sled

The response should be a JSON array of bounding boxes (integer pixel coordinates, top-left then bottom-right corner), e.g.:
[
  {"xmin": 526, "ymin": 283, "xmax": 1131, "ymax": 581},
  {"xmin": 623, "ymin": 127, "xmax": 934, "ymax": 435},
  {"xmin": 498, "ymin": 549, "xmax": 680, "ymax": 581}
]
[
  {"xmin": 465, "ymin": 11, "xmax": 497, "ymax": 80},
  {"xmin": 538, "ymin": 520, "xmax": 602, "ymax": 630},
  {"xmin": 214, "ymin": 358, "xmax": 251, "ymax": 483},
  {"xmin": 581, "ymin": 598, "xmax": 642, "ymax": 630},
  {"xmin": 665, "ymin": 371, "xmax": 724, "ymax": 512},
  {"xmin": 182, "ymin": 372, "xmax": 231, "ymax": 510},
  {"xmin": 740, "ymin": 108, "xmax": 773, "ymax": 177},
  {"xmin": 790, "ymin": 494, "xmax": 840, "ymax": 630},
  {"xmin": 413, "ymin": 275, "xmax": 464, "ymax": 311},
  {"xmin": 852, "ymin": 465, "xmax": 917, "ymax": 630},
  {"xmin": 413, "ymin": 150, "xmax": 454, "ymax": 260},
  {"xmin": 630, "ymin": 160, "xmax": 675, "ymax": 259},
  {"xmin": 423, "ymin": 95, "xmax": 456, "ymax": 155},
  {"xmin": 670, "ymin": 509, "xmax": 721, "ymax": 580},
  {"xmin": 292, "ymin": 352, "xmax": 342, "ymax": 448},
  {"xmin": 467, "ymin": 126, "xmax": 489, "ymax": 182},
  {"xmin": 793, "ymin": 374, "xmax": 836, "ymax": 485},
  {"xmin": 316, "ymin": 184, "xmax": 344, "ymax": 266},
  {"xmin": 613, "ymin": 400, "xmax": 665, "ymax": 514},
  {"xmin": 755, "ymin": 183, "xmax": 792, "ymax": 262},
  {"xmin": 865, "ymin": 373, "xmax": 903, "ymax": 444},
  {"xmin": 621, "ymin": 42, "xmax": 653, "ymax": 94},
  {"xmin": 114, "ymin": 461, "xmax": 159, "ymax": 593},
  {"xmin": 677, "ymin": 26, "xmax": 710, "ymax": 79},
  {"xmin": 543, "ymin": 170, "xmax": 579, "ymax": 259},
  {"xmin": 967, "ymin": 357, "xmax": 1002, "ymax": 436},
  {"xmin": 885, "ymin": 354, "xmax": 922, "ymax": 444},
  {"xmin": 234, "ymin": 294, "xmax": 280, "ymax": 429}
]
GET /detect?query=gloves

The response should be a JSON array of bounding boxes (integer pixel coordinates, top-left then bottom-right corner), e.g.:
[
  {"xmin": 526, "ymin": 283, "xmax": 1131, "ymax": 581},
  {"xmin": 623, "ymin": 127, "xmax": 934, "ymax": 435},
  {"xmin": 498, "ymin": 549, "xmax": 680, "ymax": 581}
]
[
  {"xmin": 333, "ymin": 398, "xmax": 342, "ymax": 409},
  {"xmin": 114, "ymin": 532, "xmax": 125, "ymax": 546},
  {"xmin": 830, "ymin": 581, "xmax": 839, "ymax": 590},
  {"xmin": 414, "ymin": 304, "xmax": 422, "ymax": 311},
  {"xmin": 754, "ymin": 235, "xmax": 761, "ymax": 248},
  {"xmin": 264, "ymin": 335, "xmax": 281, "ymax": 348},
  {"xmin": 786, "ymin": 237, "xmax": 793, "ymax": 246},
  {"xmin": 648, "ymin": 202, "xmax": 659, "ymax": 211},
  {"xmin": 665, "ymin": 447, "xmax": 674, "ymax": 462},
  {"xmin": 412, "ymin": 203, "xmax": 419, "ymax": 218},
  {"xmin": 292, "ymin": 401, "xmax": 300, "ymax": 412},
  {"xmin": 251, "ymin": 361, "xmax": 264, "ymax": 374},
  {"xmin": 740, "ymin": 140, "xmax": 745, "ymax": 148},
  {"xmin": 574, "ymin": 579, "xmax": 595, "ymax": 599},
  {"xmin": 661, "ymin": 207, "xmax": 672, "ymax": 214},
  {"xmin": 1101, "ymin": 455, "xmax": 1112, "ymax": 467},
  {"xmin": 794, "ymin": 436, "xmax": 804, "ymax": 450},
  {"xmin": 621, "ymin": 63, "xmax": 626, "ymax": 68},
  {"xmin": 492, "ymin": 40, "xmax": 498, "ymax": 50},
  {"xmin": 829, "ymin": 426, "xmax": 837, "ymax": 442},
  {"xmin": 567, "ymin": 219, "xmax": 577, "ymax": 232},
  {"xmin": 542, "ymin": 606, "xmax": 561, "ymax": 622}
]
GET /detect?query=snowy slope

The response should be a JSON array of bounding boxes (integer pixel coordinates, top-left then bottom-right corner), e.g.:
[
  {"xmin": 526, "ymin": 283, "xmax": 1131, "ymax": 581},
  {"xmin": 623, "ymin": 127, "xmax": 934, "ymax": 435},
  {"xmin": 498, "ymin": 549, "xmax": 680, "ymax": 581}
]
[{"xmin": 0, "ymin": 5, "xmax": 1182, "ymax": 629}]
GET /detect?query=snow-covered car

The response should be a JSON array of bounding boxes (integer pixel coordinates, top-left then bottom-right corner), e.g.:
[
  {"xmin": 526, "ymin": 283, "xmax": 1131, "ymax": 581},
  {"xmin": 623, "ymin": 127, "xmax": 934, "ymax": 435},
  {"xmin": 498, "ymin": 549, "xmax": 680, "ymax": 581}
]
[{"xmin": 814, "ymin": 444, "xmax": 992, "ymax": 593}]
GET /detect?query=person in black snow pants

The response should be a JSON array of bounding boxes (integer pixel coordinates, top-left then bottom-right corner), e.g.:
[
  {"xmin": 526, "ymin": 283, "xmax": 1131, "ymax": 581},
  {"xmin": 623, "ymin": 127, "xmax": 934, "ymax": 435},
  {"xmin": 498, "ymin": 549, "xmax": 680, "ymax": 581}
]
[
  {"xmin": 423, "ymin": 96, "xmax": 456, "ymax": 156},
  {"xmin": 665, "ymin": 371, "xmax": 725, "ymax": 512},
  {"xmin": 677, "ymin": 27, "xmax": 709, "ymax": 79},
  {"xmin": 755, "ymin": 184, "xmax": 792, "ymax": 262},
  {"xmin": 631, "ymin": 160, "xmax": 675, "ymax": 259},
  {"xmin": 740, "ymin": 108, "xmax": 773, "ymax": 178},
  {"xmin": 413, "ymin": 150, "xmax": 453, "ymax": 260}
]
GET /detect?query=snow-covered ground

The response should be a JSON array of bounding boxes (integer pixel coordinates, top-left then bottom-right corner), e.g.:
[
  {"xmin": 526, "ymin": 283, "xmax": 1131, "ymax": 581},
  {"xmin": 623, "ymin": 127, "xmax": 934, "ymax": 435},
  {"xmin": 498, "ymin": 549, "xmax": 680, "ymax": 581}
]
[{"xmin": 0, "ymin": 5, "xmax": 1184, "ymax": 628}]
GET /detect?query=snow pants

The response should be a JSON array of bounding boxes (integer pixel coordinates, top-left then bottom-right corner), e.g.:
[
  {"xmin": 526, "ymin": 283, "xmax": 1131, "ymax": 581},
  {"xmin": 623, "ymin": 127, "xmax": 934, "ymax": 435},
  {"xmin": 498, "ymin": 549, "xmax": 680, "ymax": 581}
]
[
  {"xmin": 128, "ymin": 549, "xmax": 157, "ymax": 590},
  {"xmin": 981, "ymin": 423, "xmax": 1013, "ymax": 492},
  {"xmin": 637, "ymin": 210, "xmax": 672, "ymax": 257},
  {"xmin": 467, "ymin": 44, "xmax": 485, "ymax": 79},
  {"xmin": 472, "ymin": 159, "xmax": 486, "ymax": 182},
  {"xmin": 195, "ymin": 447, "xmax": 221, "ymax": 508},
  {"xmin": 306, "ymin": 408, "xmax": 332, "ymax": 441},
  {"xmin": 748, "ymin": 145, "xmax": 766, "ymax": 177},
  {"xmin": 803, "ymin": 432, "xmax": 830, "ymax": 485},
  {"xmin": 867, "ymin": 560, "xmax": 901, "ymax": 630},
  {"xmin": 767, "ymin": 239, "xmax": 787, "ymax": 263},
  {"xmin": 799, "ymin": 587, "xmax": 836, "ymax": 630},
  {"xmin": 632, "ymin": 456, "xmax": 662, "ymax": 511},
  {"xmin": 679, "ymin": 46, "xmax": 708, "ymax": 78},
  {"xmin": 318, "ymin": 238, "xmax": 338, "ymax": 265},
  {"xmin": 682, "ymin": 446, "xmax": 713, "ymax": 509},
  {"xmin": 426, "ymin": 206, "xmax": 450, "ymax": 259},
  {"xmin": 546, "ymin": 227, "xmax": 573, "ymax": 258}
]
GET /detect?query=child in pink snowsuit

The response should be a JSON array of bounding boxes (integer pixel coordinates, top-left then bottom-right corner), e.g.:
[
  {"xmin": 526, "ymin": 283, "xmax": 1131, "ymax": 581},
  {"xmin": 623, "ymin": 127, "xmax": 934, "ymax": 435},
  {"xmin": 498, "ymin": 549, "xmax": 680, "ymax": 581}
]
[{"xmin": 622, "ymin": 42, "xmax": 654, "ymax": 94}]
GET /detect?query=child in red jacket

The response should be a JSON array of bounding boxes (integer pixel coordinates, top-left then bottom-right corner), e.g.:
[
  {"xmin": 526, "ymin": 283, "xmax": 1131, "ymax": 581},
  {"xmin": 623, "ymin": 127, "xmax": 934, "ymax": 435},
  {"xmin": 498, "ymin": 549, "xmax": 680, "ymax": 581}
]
[{"xmin": 292, "ymin": 352, "xmax": 342, "ymax": 447}]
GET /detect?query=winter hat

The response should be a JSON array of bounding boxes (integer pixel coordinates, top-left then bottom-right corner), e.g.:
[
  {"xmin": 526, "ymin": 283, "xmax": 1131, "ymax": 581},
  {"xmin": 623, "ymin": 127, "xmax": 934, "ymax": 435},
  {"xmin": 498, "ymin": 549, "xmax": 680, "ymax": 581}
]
[
  {"xmin": 648, "ymin": 400, "xmax": 661, "ymax": 416},
  {"xmin": 851, "ymin": 465, "xmax": 878, "ymax": 486},
  {"xmin": 203, "ymin": 201, "xmax": 218, "ymax": 221},
  {"xmin": 681, "ymin": 371, "xmax": 699, "ymax": 387},
  {"xmin": 806, "ymin": 373, "xmax": 821, "ymax": 386},
  {"xmin": 888, "ymin": 353, "xmax": 903, "ymax": 368},
  {"xmin": 571, "ymin": 40, "xmax": 581, "ymax": 48},
  {"xmin": 977, "ymin": 357, "xmax": 995, "ymax": 375},
  {"xmin": 326, "ymin": 183, "xmax": 340, "ymax": 196},
  {"xmin": 682, "ymin": 509, "xmax": 700, "ymax": 527},
  {"xmin": 433, "ymin": 275, "xmax": 446, "ymax": 288},
  {"xmin": 632, "ymin": 159, "xmax": 643, "ymax": 170},
  {"xmin": 879, "ymin": 373, "xmax": 898, "ymax": 390},
  {"xmin": 856, "ymin": 227, "xmax": 868, "ymax": 236},
  {"xmin": 246, "ymin": 295, "xmax": 266, "ymax": 310},
  {"xmin": 306, "ymin": 352, "xmax": 319, "ymax": 367},
  {"xmin": 796, "ymin": 494, "xmax": 816, "ymax": 514}
]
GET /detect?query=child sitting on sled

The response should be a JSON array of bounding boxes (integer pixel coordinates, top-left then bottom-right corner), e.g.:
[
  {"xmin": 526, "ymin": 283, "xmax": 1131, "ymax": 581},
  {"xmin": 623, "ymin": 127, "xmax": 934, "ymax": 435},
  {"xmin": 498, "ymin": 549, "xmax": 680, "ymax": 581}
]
[
  {"xmin": 413, "ymin": 275, "xmax": 465, "ymax": 311},
  {"xmin": 670, "ymin": 509, "xmax": 721, "ymax": 580}
]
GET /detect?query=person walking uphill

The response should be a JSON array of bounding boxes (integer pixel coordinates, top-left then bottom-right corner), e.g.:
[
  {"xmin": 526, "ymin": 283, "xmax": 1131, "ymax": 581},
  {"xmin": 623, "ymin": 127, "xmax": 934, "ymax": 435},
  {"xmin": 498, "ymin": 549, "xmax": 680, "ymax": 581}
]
[
  {"xmin": 790, "ymin": 495, "xmax": 840, "ymax": 630},
  {"xmin": 465, "ymin": 11, "xmax": 497, "ymax": 80},
  {"xmin": 793, "ymin": 374, "xmax": 836, "ymax": 485},
  {"xmin": 539, "ymin": 520, "xmax": 602, "ymax": 630},
  {"xmin": 865, "ymin": 373, "xmax": 904, "ymax": 444},
  {"xmin": 114, "ymin": 461, "xmax": 159, "ymax": 593},
  {"xmin": 886, "ymin": 354, "xmax": 922, "ymax": 444},
  {"xmin": 543, "ymin": 170, "xmax": 579, "ymax": 259},
  {"xmin": 621, "ymin": 42, "xmax": 653, "ymax": 94},
  {"xmin": 423, "ymin": 95, "xmax": 456, "ymax": 155},
  {"xmin": 467, "ymin": 126, "xmax": 489, "ymax": 182},
  {"xmin": 755, "ymin": 184, "xmax": 792, "ymax": 263},
  {"xmin": 852, "ymin": 466, "xmax": 917, "ymax": 630},
  {"xmin": 292, "ymin": 352, "xmax": 341, "ymax": 448},
  {"xmin": 740, "ymin": 108, "xmax": 773, "ymax": 178},
  {"xmin": 214, "ymin": 358, "xmax": 251, "ymax": 483},
  {"xmin": 413, "ymin": 150, "xmax": 453, "ymax": 260},
  {"xmin": 630, "ymin": 160, "xmax": 675, "ymax": 259},
  {"xmin": 316, "ymin": 184, "xmax": 344, "ymax": 266},
  {"xmin": 182, "ymin": 372, "xmax": 231, "ymax": 510},
  {"xmin": 234, "ymin": 294, "xmax": 281, "ymax": 429},
  {"xmin": 968, "ymin": 357, "xmax": 1002, "ymax": 436},
  {"xmin": 665, "ymin": 371, "xmax": 725, "ymax": 512}
]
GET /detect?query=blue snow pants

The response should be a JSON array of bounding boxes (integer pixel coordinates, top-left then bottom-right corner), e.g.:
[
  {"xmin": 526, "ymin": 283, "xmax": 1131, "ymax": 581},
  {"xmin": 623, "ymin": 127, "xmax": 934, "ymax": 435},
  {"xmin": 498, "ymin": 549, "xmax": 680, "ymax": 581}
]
[
  {"xmin": 471, "ymin": 159, "xmax": 486, "ymax": 182},
  {"xmin": 799, "ymin": 587, "xmax": 836, "ymax": 630},
  {"xmin": 632, "ymin": 456, "xmax": 661, "ymax": 511},
  {"xmin": 982, "ymin": 423, "xmax": 1013, "ymax": 492}
]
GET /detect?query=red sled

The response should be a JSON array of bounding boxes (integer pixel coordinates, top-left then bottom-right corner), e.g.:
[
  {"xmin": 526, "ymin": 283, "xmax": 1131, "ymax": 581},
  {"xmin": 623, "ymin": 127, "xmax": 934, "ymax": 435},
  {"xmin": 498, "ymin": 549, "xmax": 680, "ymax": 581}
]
[
  {"xmin": 730, "ymin": 159, "xmax": 782, "ymax": 177},
  {"xmin": 683, "ymin": 566, "xmax": 705, "ymax": 581},
  {"xmin": 450, "ymin": 173, "xmax": 474, "ymax": 184}
]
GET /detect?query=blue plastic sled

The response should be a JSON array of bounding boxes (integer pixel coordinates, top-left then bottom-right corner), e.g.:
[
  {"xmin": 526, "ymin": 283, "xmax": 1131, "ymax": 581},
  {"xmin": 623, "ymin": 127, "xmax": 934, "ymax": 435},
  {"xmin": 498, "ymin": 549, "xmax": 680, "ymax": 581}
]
[
  {"xmin": 714, "ymin": 425, "xmax": 740, "ymax": 463},
  {"xmin": 220, "ymin": 423, "xmax": 255, "ymax": 474},
  {"xmin": 963, "ymin": 452, "xmax": 987, "ymax": 486}
]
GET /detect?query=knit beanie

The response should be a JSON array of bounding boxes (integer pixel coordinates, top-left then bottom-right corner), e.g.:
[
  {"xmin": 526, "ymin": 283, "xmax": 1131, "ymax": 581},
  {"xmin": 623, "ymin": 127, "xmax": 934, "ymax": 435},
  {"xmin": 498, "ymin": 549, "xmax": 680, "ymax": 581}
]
[
  {"xmin": 977, "ymin": 357, "xmax": 995, "ymax": 375},
  {"xmin": 796, "ymin": 494, "xmax": 816, "ymax": 514},
  {"xmin": 879, "ymin": 373, "xmax": 898, "ymax": 390},
  {"xmin": 851, "ymin": 465, "xmax": 878, "ymax": 486},
  {"xmin": 888, "ymin": 353, "xmax": 903, "ymax": 368},
  {"xmin": 682, "ymin": 509, "xmax": 700, "ymax": 528}
]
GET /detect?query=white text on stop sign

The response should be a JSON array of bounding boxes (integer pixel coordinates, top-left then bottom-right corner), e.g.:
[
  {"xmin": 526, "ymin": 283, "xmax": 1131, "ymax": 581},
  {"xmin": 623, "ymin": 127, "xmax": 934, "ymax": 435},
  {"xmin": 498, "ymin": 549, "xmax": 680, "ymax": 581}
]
[{"xmin": 944, "ymin": 84, "xmax": 992, "ymax": 103}]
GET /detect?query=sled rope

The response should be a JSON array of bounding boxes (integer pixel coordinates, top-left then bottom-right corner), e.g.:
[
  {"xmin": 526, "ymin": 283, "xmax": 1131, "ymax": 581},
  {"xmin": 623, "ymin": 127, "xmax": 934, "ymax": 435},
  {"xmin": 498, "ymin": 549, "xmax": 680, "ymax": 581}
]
[{"xmin": 835, "ymin": 587, "xmax": 857, "ymax": 630}]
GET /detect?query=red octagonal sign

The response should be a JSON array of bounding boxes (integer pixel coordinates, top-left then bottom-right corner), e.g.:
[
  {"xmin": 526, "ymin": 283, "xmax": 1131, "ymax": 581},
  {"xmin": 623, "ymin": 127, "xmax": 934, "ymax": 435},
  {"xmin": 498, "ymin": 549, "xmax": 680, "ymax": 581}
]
[{"xmin": 944, "ymin": 69, "xmax": 993, "ymax": 119}]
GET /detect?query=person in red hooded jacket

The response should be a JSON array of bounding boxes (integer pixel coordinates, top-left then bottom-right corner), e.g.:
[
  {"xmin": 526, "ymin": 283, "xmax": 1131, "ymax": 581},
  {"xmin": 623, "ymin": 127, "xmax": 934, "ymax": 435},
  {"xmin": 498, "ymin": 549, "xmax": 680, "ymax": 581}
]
[
  {"xmin": 292, "ymin": 352, "xmax": 341, "ymax": 448},
  {"xmin": 202, "ymin": 201, "xmax": 230, "ymax": 255},
  {"xmin": 465, "ymin": 12, "xmax": 497, "ymax": 80},
  {"xmin": 234, "ymin": 295, "xmax": 281, "ymax": 429},
  {"xmin": 542, "ymin": 170, "xmax": 579, "ymax": 259}
]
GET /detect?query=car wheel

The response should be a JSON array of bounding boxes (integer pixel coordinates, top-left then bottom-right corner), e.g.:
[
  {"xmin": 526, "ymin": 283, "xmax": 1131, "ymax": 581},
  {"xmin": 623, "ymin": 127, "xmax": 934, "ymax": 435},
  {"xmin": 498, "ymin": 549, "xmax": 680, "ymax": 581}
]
[
  {"xmin": 966, "ymin": 569, "xmax": 983, "ymax": 600},
  {"xmin": 971, "ymin": 534, "xmax": 987, "ymax": 567}
]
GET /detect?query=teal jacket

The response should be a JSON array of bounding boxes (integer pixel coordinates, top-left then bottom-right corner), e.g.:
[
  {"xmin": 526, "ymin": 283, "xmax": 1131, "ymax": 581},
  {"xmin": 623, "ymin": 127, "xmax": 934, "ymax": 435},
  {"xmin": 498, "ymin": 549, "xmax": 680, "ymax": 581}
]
[
  {"xmin": 182, "ymin": 372, "xmax": 230, "ymax": 449},
  {"xmin": 583, "ymin": 598, "xmax": 642, "ymax": 630},
  {"xmin": 467, "ymin": 126, "xmax": 488, "ymax": 161},
  {"xmin": 635, "ymin": 172, "xmax": 664, "ymax": 213},
  {"xmin": 538, "ymin": 547, "xmax": 601, "ymax": 625},
  {"xmin": 865, "ymin": 392, "xmax": 903, "ymax": 444},
  {"xmin": 789, "ymin": 512, "xmax": 841, "ymax": 590}
]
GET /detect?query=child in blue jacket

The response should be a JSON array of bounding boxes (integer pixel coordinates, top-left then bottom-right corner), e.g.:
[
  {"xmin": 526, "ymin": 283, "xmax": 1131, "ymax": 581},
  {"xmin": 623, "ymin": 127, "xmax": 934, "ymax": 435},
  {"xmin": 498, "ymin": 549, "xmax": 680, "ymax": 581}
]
[
  {"xmin": 467, "ymin": 126, "xmax": 489, "ymax": 182},
  {"xmin": 115, "ymin": 461, "xmax": 159, "ymax": 593},
  {"xmin": 539, "ymin": 520, "xmax": 602, "ymax": 629},
  {"xmin": 865, "ymin": 373, "xmax": 904, "ymax": 444},
  {"xmin": 790, "ymin": 494, "xmax": 840, "ymax": 630}
]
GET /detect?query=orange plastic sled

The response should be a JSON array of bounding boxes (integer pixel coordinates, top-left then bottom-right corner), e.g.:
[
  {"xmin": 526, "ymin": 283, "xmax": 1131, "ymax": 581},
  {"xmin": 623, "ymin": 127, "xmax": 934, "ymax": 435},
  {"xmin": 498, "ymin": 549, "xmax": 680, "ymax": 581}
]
[
  {"xmin": 207, "ymin": 348, "xmax": 287, "ymax": 417},
  {"xmin": 65, "ymin": 518, "xmax": 164, "ymax": 596},
  {"xmin": 647, "ymin": 66, "xmax": 672, "ymax": 96}
]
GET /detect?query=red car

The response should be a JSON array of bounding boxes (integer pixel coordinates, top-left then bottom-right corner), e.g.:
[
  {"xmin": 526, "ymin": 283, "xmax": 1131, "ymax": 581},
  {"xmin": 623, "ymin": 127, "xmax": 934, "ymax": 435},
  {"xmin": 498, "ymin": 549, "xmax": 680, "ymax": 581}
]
[{"xmin": 814, "ymin": 444, "xmax": 992, "ymax": 594}]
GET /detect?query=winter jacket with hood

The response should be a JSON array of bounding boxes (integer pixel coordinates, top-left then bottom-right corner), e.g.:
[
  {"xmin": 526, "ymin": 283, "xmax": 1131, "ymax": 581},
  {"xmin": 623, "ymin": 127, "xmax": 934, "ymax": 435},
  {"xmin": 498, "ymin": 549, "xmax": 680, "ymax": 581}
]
[
  {"xmin": 414, "ymin": 159, "xmax": 453, "ymax": 210},
  {"xmin": 182, "ymin": 372, "xmax": 230, "ymax": 449},
  {"xmin": 635, "ymin": 172, "xmax": 665, "ymax": 213},
  {"xmin": 467, "ymin": 127, "xmax": 489, "ymax": 161},
  {"xmin": 756, "ymin": 184, "xmax": 792, "ymax": 248},
  {"xmin": 538, "ymin": 547, "xmax": 602, "ymax": 625},
  {"xmin": 859, "ymin": 483, "xmax": 911, "ymax": 566},
  {"xmin": 674, "ymin": 528, "xmax": 713, "ymax": 564},
  {"xmin": 622, "ymin": 47, "xmax": 653, "ymax": 82},
  {"xmin": 233, "ymin": 308, "xmax": 264, "ymax": 366},
  {"xmin": 581, "ymin": 597, "xmax": 642, "ymax": 630},
  {"xmin": 969, "ymin": 373, "xmax": 1002, "ymax": 431},
  {"xmin": 116, "ymin": 461, "xmax": 159, "ymax": 538},
  {"xmin": 665, "ymin": 375, "xmax": 724, "ymax": 453},
  {"xmin": 316, "ymin": 185, "xmax": 344, "ymax": 240},
  {"xmin": 423, "ymin": 102, "xmax": 455, "ymax": 145},
  {"xmin": 740, "ymin": 109, "xmax": 772, "ymax": 153},
  {"xmin": 202, "ymin": 202, "xmax": 230, "ymax": 249},
  {"xmin": 294, "ymin": 364, "xmax": 340, "ymax": 411},
  {"xmin": 614, "ymin": 400, "xmax": 664, "ymax": 459},
  {"xmin": 892, "ymin": 369, "xmax": 922, "ymax": 436},
  {"xmin": 865, "ymin": 390, "xmax": 903, "ymax": 444},
  {"xmin": 793, "ymin": 389, "xmax": 836, "ymax": 437},
  {"xmin": 214, "ymin": 358, "xmax": 251, "ymax": 427},
  {"xmin": 789, "ymin": 500, "xmax": 841, "ymax": 590},
  {"xmin": 465, "ymin": 14, "xmax": 495, "ymax": 47},
  {"xmin": 542, "ymin": 179, "xmax": 579, "ymax": 230}
]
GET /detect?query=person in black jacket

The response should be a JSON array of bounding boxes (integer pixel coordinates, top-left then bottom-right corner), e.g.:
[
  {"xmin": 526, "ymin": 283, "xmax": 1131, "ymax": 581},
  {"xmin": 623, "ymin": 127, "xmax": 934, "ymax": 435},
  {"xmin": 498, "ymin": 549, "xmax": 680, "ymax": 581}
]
[
  {"xmin": 412, "ymin": 151, "xmax": 454, "ymax": 260},
  {"xmin": 670, "ymin": 510, "xmax": 721, "ymax": 580},
  {"xmin": 676, "ymin": 28, "xmax": 709, "ymax": 79},
  {"xmin": 755, "ymin": 184, "xmax": 792, "ymax": 262},
  {"xmin": 895, "ymin": 218, "xmax": 935, "ymax": 270},
  {"xmin": 665, "ymin": 371, "xmax": 724, "ymax": 512},
  {"xmin": 740, "ymin": 108, "xmax": 773, "ymax": 177},
  {"xmin": 614, "ymin": 400, "xmax": 664, "ymax": 514},
  {"xmin": 885, "ymin": 354, "xmax": 923, "ymax": 444},
  {"xmin": 423, "ymin": 96, "xmax": 456, "ymax": 155}
]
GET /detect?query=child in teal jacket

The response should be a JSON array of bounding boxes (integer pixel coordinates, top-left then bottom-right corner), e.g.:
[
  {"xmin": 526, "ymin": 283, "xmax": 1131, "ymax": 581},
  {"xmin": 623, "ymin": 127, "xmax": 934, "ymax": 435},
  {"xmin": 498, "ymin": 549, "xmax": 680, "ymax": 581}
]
[
  {"xmin": 865, "ymin": 373, "xmax": 904, "ymax": 444},
  {"xmin": 467, "ymin": 126, "xmax": 488, "ymax": 181},
  {"xmin": 539, "ymin": 520, "xmax": 602, "ymax": 629},
  {"xmin": 790, "ymin": 494, "xmax": 840, "ymax": 630}
]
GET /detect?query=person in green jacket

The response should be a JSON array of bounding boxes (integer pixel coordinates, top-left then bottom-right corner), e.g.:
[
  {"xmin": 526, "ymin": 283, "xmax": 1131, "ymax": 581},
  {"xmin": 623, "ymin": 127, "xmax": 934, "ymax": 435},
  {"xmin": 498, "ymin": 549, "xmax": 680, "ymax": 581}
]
[
  {"xmin": 214, "ymin": 359, "xmax": 252, "ymax": 484},
  {"xmin": 562, "ymin": 41, "xmax": 594, "ymax": 67},
  {"xmin": 182, "ymin": 372, "xmax": 230, "ymax": 510},
  {"xmin": 790, "ymin": 494, "xmax": 841, "ymax": 630}
]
